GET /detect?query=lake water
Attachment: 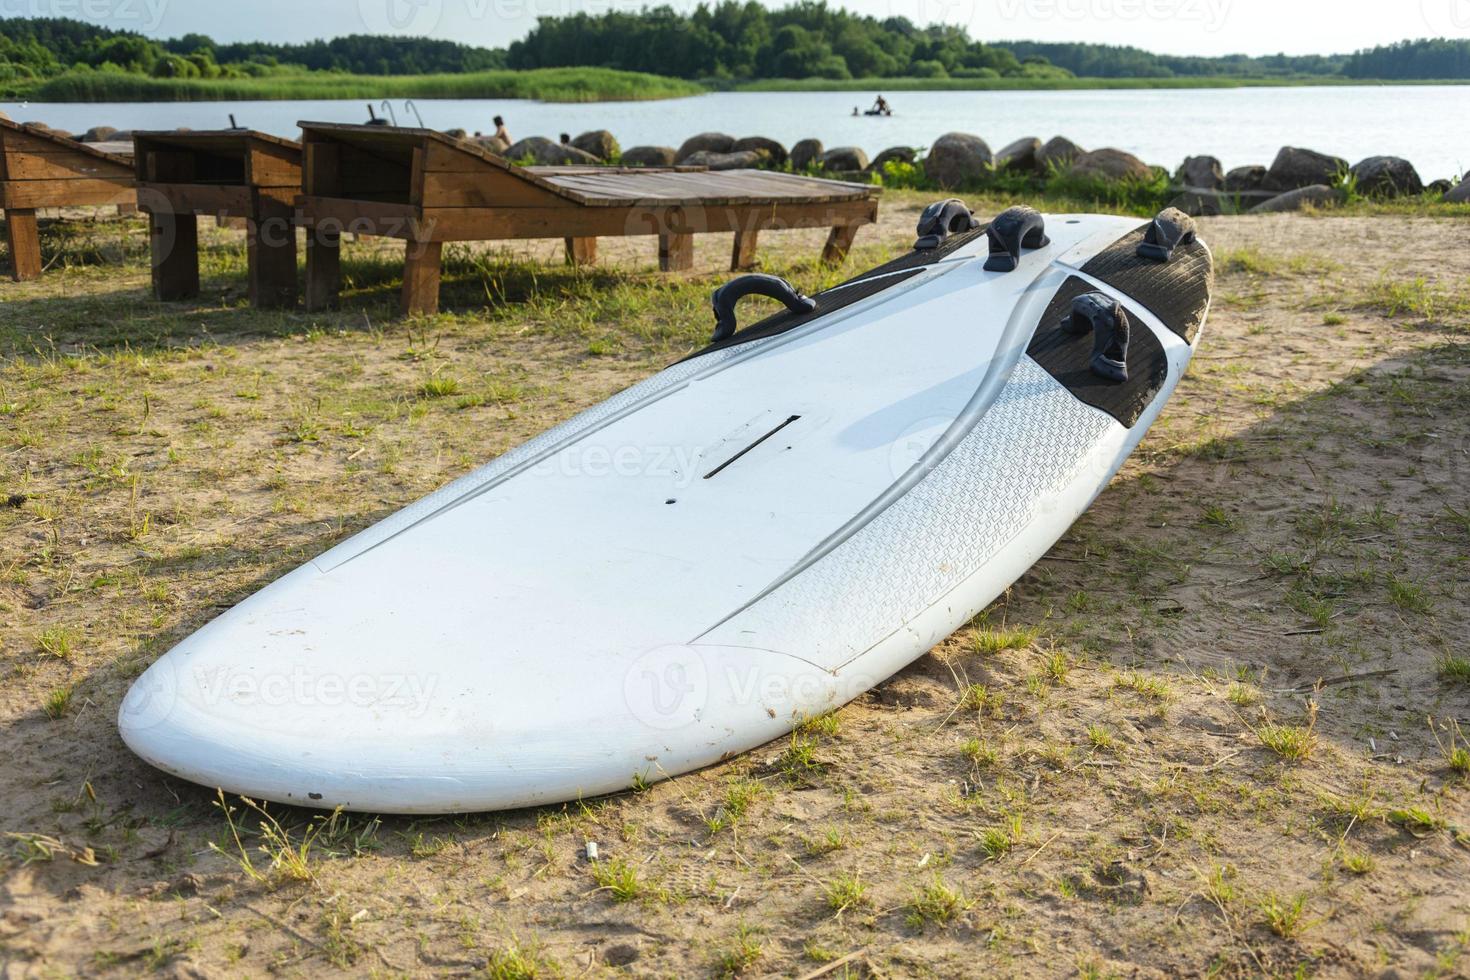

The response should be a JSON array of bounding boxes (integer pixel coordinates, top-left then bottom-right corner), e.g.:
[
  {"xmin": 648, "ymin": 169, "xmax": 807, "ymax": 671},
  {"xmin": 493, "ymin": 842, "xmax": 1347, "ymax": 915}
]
[{"xmin": 6, "ymin": 86, "xmax": 1466, "ymax": 181}]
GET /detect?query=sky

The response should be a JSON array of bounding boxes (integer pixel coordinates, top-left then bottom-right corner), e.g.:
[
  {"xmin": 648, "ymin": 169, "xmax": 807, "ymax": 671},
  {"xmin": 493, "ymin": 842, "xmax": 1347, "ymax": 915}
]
[{"xmin": 4, "ymin": 0, "xmax": 1468, "ymax": 56}]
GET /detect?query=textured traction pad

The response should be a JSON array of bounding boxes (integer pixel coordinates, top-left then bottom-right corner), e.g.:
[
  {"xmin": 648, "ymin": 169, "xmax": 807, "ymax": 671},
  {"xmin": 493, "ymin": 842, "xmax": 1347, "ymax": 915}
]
[
  {"xmin": 1079, "ymin": 227, "xmax": 1212, "ymax": 344},
  {"xmin": 1028, "ymin": 276, "xmax": 1169, "ymax": 428},
  {"xmin": 684, "ymin": 227, "xmax": 984, "ymax": 361}
]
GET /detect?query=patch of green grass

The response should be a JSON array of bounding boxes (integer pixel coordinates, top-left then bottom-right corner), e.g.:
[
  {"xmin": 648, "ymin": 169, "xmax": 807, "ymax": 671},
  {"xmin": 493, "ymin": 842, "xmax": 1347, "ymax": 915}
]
[
  {"xmin": 960, "ymin": 738, "xmax": 999, "ymax": 768},
  {"xmin": 1385, "ymin": 573, "xmax": 1432, "ymax": 613},
  {"xmin": 590, "ymin": 857, "xmax": 644, "ymax": 902},
  {"xmin": 1114, "ymin": 670, "xmax": 1172, "ymax": 701},
  {"xmin": 823, "ymin": 871, "xmax": 870, "ymax": 915},
  {"xmin": 1387, "ymin": 807, "xmax": 1443, "ymax": 834},
  {"xmin": 978, "ymin": 814, "xmax": 1025, "ymax": 860},
  {"xmin": 969, "ymin": 625, "xmax": 1039, "ymax": 653},
  {"xmin": 1438, "ymin": 654, "xmax": 1470, "ymax": 685},
  {"xmin": 418, "ymin": 375, "xmax": 462, "ymax": 399},
  {"xmin": 778, "ymin": 732, "xmax": 824, "ymax": 781},
  {"xmin": 905, "ymin": 876, "xmax": 973, "ymax": 930},
  {"xmin": 1341, "ymin": 851, "xmax": 1374, "ymax": 875},
  {"xmin": 483, "ymin": 942, "xmax": 552, "ymax": 980},
  {"xmin": 42, "ymin": 685, "xmax": 74, "ymax": 720},
  {"xmin": 960, "ymin": 683, "xmax": 1005, "ymax": 715},
  {"xmin": 712, "ymin": 923, "xmax": 762, "ymax": 978},
  {"xmin": 1255, "ymin": 704, "xmax": 1318, "ymax": 762},
  {"xmin": 1259, "ymin": 892, "xmax": 1314, "ymax": 939},
  {"xmin": 35, "ymin": 626, "xmax": 78, "ymax": 660}
]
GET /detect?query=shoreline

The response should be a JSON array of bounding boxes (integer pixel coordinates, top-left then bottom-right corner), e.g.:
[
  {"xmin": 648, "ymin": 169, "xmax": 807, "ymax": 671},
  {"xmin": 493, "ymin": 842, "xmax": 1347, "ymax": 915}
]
[{"xmin": 8, "ymin": 73, "xmax": 1467, "ymax": 104}]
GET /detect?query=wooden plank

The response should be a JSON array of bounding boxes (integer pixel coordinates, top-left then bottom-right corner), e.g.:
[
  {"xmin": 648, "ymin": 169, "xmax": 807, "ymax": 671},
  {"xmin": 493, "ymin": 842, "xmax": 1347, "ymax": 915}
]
[
  {"xmin": 658, "ymin": 232, "xmax": 693, "ymax": 272},
  {"xmin": 731, "ymin": 228, "xmax": 759, "ymax": 271},
  {"xmin": 419, "ymin": 169, "xmax": 571, "ymax": 209},
  {"xmin": 4, "ymin": 208, "xmax": 42, "ymax": 280},
  {"xmin": 1, "ymin": 177, "xmax": 135, "ymax": 209},
  {"xmin": 564, "ymin": 236, "xmax": 597, "ymax": 266},
  {"xmin": 246, "ymin": 192, "xmax": 297, "ymax": 309},
  {"xmin": 305, "ymin": 226, "xmax": 341, "ymax": 311},
  {"xmin": 1, "ymin": 151, "xmax": 135, "ymax": 181},
  {"xmin": 409, "ymin": 146, "xmax": 425, "ymax": 207},
  {"xmin": 136, "ymin": 181, "xmax": 251, "ymax": 216},
  {"xmin": 142, "ymin": 148, "xmax": 196, "ymax": 183},
  {"xmin": 245, "ymin": 143, "xmax": 303, "ymax": 188},
  {"xmin": 401, "ymin": 240, "xmax": 442, "ymax": 317},
  {"xmin": 297, "ymin": 195, "xmax": 424, "ymax": 237},
  {"xmin": 150, "ymin": 210, "xmax": 199, "ymax": 300},
  {"xmin": 303, "ymin": 141, "xmax": 341, "ymax": 198}
]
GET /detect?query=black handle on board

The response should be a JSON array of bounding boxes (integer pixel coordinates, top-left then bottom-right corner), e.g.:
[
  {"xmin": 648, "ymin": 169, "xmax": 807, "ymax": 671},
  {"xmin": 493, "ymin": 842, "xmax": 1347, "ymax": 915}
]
[{"xmin": 710, "ymin": 274, "xmax": 816, "ymax": 343}]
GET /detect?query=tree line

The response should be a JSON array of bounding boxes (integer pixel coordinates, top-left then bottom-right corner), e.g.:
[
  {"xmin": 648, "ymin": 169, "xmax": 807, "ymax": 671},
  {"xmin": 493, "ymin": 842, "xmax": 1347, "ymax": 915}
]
[{"xmin": 2, "ymin": 11, "xmax": 1468, "ymax": 85}]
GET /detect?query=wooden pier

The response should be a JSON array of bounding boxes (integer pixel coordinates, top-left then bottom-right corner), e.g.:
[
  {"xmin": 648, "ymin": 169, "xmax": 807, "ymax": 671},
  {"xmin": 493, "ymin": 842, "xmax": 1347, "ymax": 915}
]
[
  {"xmin": 295, "ymin": 122, "xmax": 880, "ymax": 316},
  {"xmin": 132, "ymin": 129, "xmax": 303, "ymax": 307},
  {"xmin": 0, "ymin": 119, "xmax": 135, "ymax": 281}
]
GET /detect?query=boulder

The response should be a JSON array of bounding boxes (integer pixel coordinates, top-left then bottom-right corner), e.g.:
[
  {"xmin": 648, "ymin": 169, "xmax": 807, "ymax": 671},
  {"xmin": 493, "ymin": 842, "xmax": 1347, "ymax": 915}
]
[
  {"xmin": 1036, "ymin": 135, "xmax": 1083, "ymax": 173},
  {"xmin": 732, "ymin": 136, "xmax": 786, "ymax": 167},
  {"xmin": 1070, "ymin": 148, "xmax": 1152, "ymax": 183},
  {"xmin": 819, "ymin": 146, "xmax": 868, "ymax": 171},
  {"xmin": 1168, "ymin": 188, "xmax": 1278, "ymax": 217},
  {"xmin": 675, "ymin": 132, "xmax": 734, "ymax": 163},
  {"xmin": 474, "ymin": 135, "xmax": 510, "ymax": 155},
  {"xmin": 1426, "ymin": 178, "xmax": 1453, "ymax": 196},
  {"xmin": 81, "ymin": 125, "xmax": 117, "ymax": 143},
  {"xmin": 1263, "ymin": 146, "xmax": 1347, "ymax": 191},
  {"xmin": 620, "ymin": 145, "xmax": 677, "ymax": 168},
  {"xmin": 505, "ymin": 136, "xmax": 599, "ymax": 165},
  {"xmin": 443, "ymin": 127, "xmax": 467, "ymax": 140},
  {"xmin": 1249, "ymin": 184, "xmax": 1344, "ymax": 214},
  {"xmin": 923, "ymin": 132, "xmax": 992, "ymax": 189},
  {"xmin": 682, "ymin": 149, "xmax": 767, "ymax": 171},
  {"xmin": 868, "ymin": 145, "xmax": 916, "ymax": 173},
  {"xmin": 790, "ymin": 138, "xmax": 823, "ymax": 171},
  {"xmin": 994, "ymin": 136, "xmax": 1042, "ymax": 172},
  {"xmin": 1176, "ymin": 155, "xmax": 1224, "ymax": 190},
  {"xmin": 1224, "ymin": 165, "xmax": 1267, "ymax": 193},
  {"xmin": 0, "ymin": 110, "xmax": 8, "ymax": 122},
  {"xmin": 1350, "ymin": 155, "xmax": 1423, "ymax": 197},
  {"xmin": 1445, "ymin": 176, "xmax": 1470, "ymax": 204},
  {"xmin": 571, "ymin": 129, "xmax": 620, "ymax": 162}
]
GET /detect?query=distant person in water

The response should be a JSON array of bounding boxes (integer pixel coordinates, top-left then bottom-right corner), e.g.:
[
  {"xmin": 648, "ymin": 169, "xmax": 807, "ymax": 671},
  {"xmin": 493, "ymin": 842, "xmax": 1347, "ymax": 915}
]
[
  {"xmin": 492, "ymin": 115, "xmax": 511, "ymax": 144},
  {"xmin": 871, "ymin": 95, "xmax": 890, "ymax": 115},
  {"xmin": 852, "ymin": 106, "xmax": 860, "ymax": 116},
  {"xmin": 560, "ymin": 132, "xmax": 571, "ymax": 145}
]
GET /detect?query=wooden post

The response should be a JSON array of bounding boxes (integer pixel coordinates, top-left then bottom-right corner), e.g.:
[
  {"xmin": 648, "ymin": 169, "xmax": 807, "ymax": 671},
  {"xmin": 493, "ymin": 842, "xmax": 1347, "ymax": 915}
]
[
  {"xmin": 246, "ymin": 209, "xmax": 298, "ymax": 309},
  {"xmin": 150, "ymin": 210, "xmax": 199, "ymax": 300},
  {"xmin": 304, "ymin": 225, "xmax": 341, "ymax": 312},
  {"xmin": 821, "ymin": 224, "xmax": 860, "ymax": 265},
  {"xmin": 564, "ymin": 236, "xmax": 597, "ymax": 267},
  {"xmin": 658, "ymin": 232, "xmax": 694, "ymax": 272},
  {"xmin": 4, "ymin": 208, "xmax": 43, "ymax": 281},
  {"xmin": 401, "ymin": 239, "xmax": 442, "ymax": 316},
  {"xmin": 117, "ymin": 202, "xmax": 137, "ymax": 216},
  {"xmin": 731, "ymin": 228, "xmax": 760, "ymax": 271}
]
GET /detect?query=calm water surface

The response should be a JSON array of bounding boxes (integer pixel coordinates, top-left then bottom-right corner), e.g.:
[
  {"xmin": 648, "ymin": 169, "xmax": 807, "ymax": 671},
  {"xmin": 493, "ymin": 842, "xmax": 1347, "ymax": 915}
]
[{"xmin": 7, "ymin": 86, "xmax": 1465, "ymax": 180}]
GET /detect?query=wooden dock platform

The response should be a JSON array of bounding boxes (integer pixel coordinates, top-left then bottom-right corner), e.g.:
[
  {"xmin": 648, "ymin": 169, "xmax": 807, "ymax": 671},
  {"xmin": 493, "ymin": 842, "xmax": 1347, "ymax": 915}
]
[
  {"xmin": 132, "ymin": 129, "xmax": 303, "ymax": 308},
  {"xmin": 295, "ymin": 122, "xmax": 880, "ymax": 316},
  {"xmin": 0, "ymin": 119, "xmax": 135, "ymax": 281}
]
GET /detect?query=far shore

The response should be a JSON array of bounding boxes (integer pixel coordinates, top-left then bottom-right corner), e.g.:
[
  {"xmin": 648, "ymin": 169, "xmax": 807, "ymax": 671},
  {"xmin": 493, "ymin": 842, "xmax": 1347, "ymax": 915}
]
[{"xmin": 7, "ymin": 71, "xmax": 1468, "ymax": 103}]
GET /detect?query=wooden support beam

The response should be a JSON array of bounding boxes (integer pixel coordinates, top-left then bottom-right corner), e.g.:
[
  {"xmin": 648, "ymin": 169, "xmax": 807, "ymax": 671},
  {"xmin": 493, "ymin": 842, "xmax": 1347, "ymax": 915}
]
[
  {"xmin": 150, "ymin": 210, "xmax": 199, "ymax": 300},
  {"xmin": 658, "ymin": 232, "xmax": 694, "ymax": 272},
  {"xmin": 821, "ymin": 224, "xmax": 861, "ymax": 265},
  {"xmin": 401, "ymin": 240, "xmax": 442, "ymax": 317},
  {"xmin": 246, "ymin": 214, "xmax": 298, "ymax": 309},
  {"xmin": 304, "ymin": 226, "xmax": 341, "ymax": 312},
  {"xmin": 731, "ymin": 228, "xmax": 759, "ymax": 271},
  {"xmin": 5, "ymin": 208, "xmax": 43, "ymax": 280},
  {"xmin": 564, "ymin": 236, "xmax": 597, "ymax": 267}
]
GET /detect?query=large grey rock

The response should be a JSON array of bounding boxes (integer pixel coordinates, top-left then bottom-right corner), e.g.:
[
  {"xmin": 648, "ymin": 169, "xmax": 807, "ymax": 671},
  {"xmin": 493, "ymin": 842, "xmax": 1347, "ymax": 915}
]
[
  {"xmin": 1169, "ymin": 188, "xmax": 1278, "ymax": 216},
  {"xmin": 505, "ymin": 136, "xmax": 599, "ymax": 165},
  {"xmin": 820, "ymin": 146, "xmax": 868, "ymax": 171},
  {"xmin": 868, "ymin": 145, "xmax": 916, "ymax": 173},
  {"xmin": 81, "ymin": 125, "xmax": 117, "ymax": 143},
  {"xmin": 790, "ymin": 138, "xmax": 823, "ymax": 171},
  {"xmin": 1176, "ymin": 155, "xmax": 1224, "ymax": 190},
  {"xmin": 682, "ymin": 149, "xmax": 767, "ymax": 171},
  {"xmin": 924, "ymin": 132, "xmax": 992, "ymax": 189},
  {"xmin": 474, "ymin": 135, "xmax": 510, "ymax": 156},
  {"xmin": 1249, "ymin": 184, "xmax": 1344, "ymax": 214},
  {"xmin": 571, "ymin": 130, "xmax": 619, "ymax": 162},
  {"xmin": 995, "ymin": 136, "xmax": 1042, "ymax": 173},
  {"xmin": 1224, "ymin": 165, "xmax": 1267, "ymax": 193},
  {"xmin": 1444, "ymin": 176, "xmax": 1470, "ymax": 204},
  {"xmin": 1426, "ymin": 178, "xmax": 1453, "ymax": 196},
  {"xmin": 1070, "ymin": 148, "xmax": 1153, "ymax": 183},
  {"xmin": 732, "ymin": 136, "xmax": 786, "ymax": 167},
  {"xmin": 675, "ymin": 132, "xmax": 734, "ymax": 163},
  {"xmin": 1036, "ymin": 135, "xmax": 1083, "ymax": 173},
  {"xmin": 1350, "ymin": 156, "xmax": 1423, "ymax": 197},
  {"xmin": 621, "ymin": 145, "xmax": 677, "ymax": 168},
  {"xmin": 1263, "ymin": 146, "xmax": 1347, "ymax": 191}
]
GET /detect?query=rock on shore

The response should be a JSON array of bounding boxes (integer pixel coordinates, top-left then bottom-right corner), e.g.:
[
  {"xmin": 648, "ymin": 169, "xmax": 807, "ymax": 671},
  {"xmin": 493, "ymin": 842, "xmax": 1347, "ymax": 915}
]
[{"xmin": 923, "ymin": 132, "xmax": 992, "ymax": 189}]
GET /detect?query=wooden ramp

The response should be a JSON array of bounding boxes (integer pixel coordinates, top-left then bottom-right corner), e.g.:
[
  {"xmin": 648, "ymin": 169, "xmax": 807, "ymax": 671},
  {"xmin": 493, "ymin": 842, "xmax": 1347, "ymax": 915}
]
[
  {"xmin": 296, "ymin": 122, "xmax": 880, "ymax": 316},
  {"xmin": 133, "ymin": 129, "xmax": 303, "ymax": 308},
  {"xmin": 0, "ymin": 119, "xmax": 134, "ymax": 280}
]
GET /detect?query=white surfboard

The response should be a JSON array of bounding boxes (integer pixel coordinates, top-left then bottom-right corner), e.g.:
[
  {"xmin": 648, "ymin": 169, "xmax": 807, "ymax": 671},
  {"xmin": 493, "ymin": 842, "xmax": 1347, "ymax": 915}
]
[{"xmin": 119, "ymin": 205, "xmax": 1212, "ymax": 813}]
